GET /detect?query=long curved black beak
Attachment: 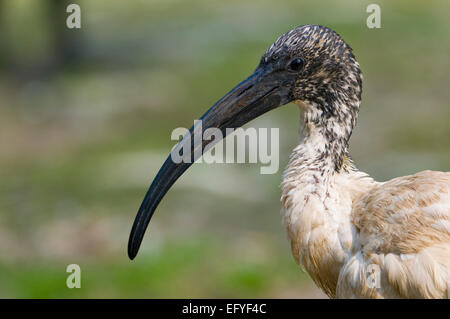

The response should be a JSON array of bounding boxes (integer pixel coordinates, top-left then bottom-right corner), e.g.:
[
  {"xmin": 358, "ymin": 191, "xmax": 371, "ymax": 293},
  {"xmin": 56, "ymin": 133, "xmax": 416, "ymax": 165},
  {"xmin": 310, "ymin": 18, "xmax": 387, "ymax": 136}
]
[{"xmin": 128, "ymin": 65, "xmax": 295, "ymax": 259}]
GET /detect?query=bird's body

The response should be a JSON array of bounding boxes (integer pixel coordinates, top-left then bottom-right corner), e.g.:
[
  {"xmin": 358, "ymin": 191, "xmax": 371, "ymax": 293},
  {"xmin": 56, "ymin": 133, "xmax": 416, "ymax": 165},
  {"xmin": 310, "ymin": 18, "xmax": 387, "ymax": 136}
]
[
  {"xmin": 128, "ymin": 24, "xmax": 450, "ymax": 298},
  {"xmin": 281, "ymin": 123, "xmax": 376, "ymax": 297},
  {"xmin": 281, "ymin": 119, "xmax": 450, "ymax": 298}
]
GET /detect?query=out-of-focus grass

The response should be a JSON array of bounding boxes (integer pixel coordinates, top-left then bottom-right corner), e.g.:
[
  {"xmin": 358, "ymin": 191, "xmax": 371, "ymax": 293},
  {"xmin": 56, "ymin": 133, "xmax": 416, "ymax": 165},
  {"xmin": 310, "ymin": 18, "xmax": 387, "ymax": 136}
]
[
  {"xmin": 0, "ymin": 238, "xmax": 315, "ymax": 298},
  {"xmin": 0, "ymin": 0, "xmax": 449, "ymax": 298}
]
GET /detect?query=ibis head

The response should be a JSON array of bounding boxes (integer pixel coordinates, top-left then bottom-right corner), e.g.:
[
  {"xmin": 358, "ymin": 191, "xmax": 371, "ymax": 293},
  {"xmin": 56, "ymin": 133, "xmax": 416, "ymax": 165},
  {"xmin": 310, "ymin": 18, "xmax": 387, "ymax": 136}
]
[{"xmin": 128, "ymin": 24, "xmax": 362, "ymax": 259}]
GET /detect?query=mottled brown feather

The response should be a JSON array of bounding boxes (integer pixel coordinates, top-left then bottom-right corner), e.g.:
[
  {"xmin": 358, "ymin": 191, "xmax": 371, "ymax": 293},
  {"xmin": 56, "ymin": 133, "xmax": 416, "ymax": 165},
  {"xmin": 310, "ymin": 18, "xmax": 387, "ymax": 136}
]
[{"xmin": 348, "ymin": 170, "xmax": 450, "ymax": 298}]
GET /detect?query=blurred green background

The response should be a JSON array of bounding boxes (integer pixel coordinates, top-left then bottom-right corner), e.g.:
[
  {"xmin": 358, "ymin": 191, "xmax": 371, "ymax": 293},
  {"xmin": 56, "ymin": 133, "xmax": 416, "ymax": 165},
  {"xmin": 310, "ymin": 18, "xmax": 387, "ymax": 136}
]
[{"xmin": 0, "ymin": 0, "xmax": 449, "ymax": 298}]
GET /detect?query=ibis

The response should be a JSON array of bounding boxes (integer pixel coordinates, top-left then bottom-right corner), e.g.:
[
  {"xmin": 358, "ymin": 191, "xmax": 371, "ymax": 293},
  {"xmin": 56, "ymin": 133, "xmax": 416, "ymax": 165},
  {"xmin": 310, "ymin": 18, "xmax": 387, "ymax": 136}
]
[{"xmin": 128, "ymin": 25, "xmax": 450, "ymax": 298}]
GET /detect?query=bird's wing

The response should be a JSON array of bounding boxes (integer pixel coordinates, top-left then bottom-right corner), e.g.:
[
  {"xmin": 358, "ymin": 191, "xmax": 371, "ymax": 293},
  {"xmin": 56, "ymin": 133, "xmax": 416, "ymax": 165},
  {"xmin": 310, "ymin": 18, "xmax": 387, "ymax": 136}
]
[{"xmin": 344, "ymin": 170, "xmax": 450, "ymax": 298}]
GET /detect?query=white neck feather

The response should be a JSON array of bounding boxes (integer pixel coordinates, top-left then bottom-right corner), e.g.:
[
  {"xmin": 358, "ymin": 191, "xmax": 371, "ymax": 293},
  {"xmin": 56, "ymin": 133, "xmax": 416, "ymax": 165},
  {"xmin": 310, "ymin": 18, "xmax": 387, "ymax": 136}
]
[{"xmin": 280, "ymin": 107, "xmax": 375, "ymax": 297}]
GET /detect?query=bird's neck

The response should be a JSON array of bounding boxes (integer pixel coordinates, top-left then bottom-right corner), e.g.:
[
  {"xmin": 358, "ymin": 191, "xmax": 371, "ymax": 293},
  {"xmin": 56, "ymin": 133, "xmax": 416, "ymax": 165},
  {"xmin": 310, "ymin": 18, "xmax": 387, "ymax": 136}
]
[
  {"xmin": 301, "ymin": 100, "xmax": 357, "ymax": 171},
  {"xmin": 281, "ymin": 112, "xmax": 354, "ymax": 205},
  {"xmin": 282, "ymin": 101, "xmax": 360, "ymax": 198},
  {"xmin": 280, "ymin": 105, "xmax": 363, "ymax": 297}
]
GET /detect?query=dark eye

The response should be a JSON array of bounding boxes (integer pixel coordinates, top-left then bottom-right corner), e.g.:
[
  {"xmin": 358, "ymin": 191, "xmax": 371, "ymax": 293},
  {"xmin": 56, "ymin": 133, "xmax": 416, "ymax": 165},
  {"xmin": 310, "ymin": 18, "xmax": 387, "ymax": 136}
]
[{"xmin": 287, "ymin": 57, "xmax": 304, "ymax": 72}]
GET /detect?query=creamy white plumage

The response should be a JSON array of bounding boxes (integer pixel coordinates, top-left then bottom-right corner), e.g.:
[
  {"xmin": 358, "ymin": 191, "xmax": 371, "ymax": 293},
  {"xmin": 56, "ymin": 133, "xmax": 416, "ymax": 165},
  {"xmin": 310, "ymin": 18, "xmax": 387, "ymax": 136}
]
[{"xmin": 281, "ymin": 110, "xmax": 450, "ymax": 298}]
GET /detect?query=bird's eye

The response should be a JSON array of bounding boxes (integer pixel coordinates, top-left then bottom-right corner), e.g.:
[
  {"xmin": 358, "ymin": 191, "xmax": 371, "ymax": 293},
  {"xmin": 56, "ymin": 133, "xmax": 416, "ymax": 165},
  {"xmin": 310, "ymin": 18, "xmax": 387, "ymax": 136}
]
[{"xmin": 287, "ymin": 57, "xmax": 304, "ymax": 72}]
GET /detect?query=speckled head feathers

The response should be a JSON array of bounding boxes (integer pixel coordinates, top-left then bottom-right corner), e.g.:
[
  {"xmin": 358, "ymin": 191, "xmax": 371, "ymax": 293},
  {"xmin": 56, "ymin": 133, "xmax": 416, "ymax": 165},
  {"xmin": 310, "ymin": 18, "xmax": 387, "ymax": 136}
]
[
  {"xmin": 260, "ymin": 25, "xmax": 363, "ymax": 170},
  {"xmin": 262, "ymin": 25, "xmax": 362, "ymax": 119}
]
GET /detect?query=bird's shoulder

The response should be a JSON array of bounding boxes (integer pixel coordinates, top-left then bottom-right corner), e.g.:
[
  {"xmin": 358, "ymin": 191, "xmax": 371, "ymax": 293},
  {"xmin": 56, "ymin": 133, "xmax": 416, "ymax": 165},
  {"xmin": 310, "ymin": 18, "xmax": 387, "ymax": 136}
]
[
  {"xmin": 339, "ymin": 171, "xmax": 450, "ymax": 298},
  {"xmin": 352, "ymin": 170, "xmax": 450, "ymax": 255}
]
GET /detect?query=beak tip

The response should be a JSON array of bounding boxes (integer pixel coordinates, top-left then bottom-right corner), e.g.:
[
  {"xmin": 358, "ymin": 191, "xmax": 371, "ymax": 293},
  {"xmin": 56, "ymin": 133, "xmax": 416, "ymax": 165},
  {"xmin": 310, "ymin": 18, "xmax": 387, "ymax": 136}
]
[
  {"xmin": 128, "ymin": 245, "xmax": 138, "ymax": 260},
  {"xmin": 128, "ymin": 234, "xmax": 140, "ymax": 260}
]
